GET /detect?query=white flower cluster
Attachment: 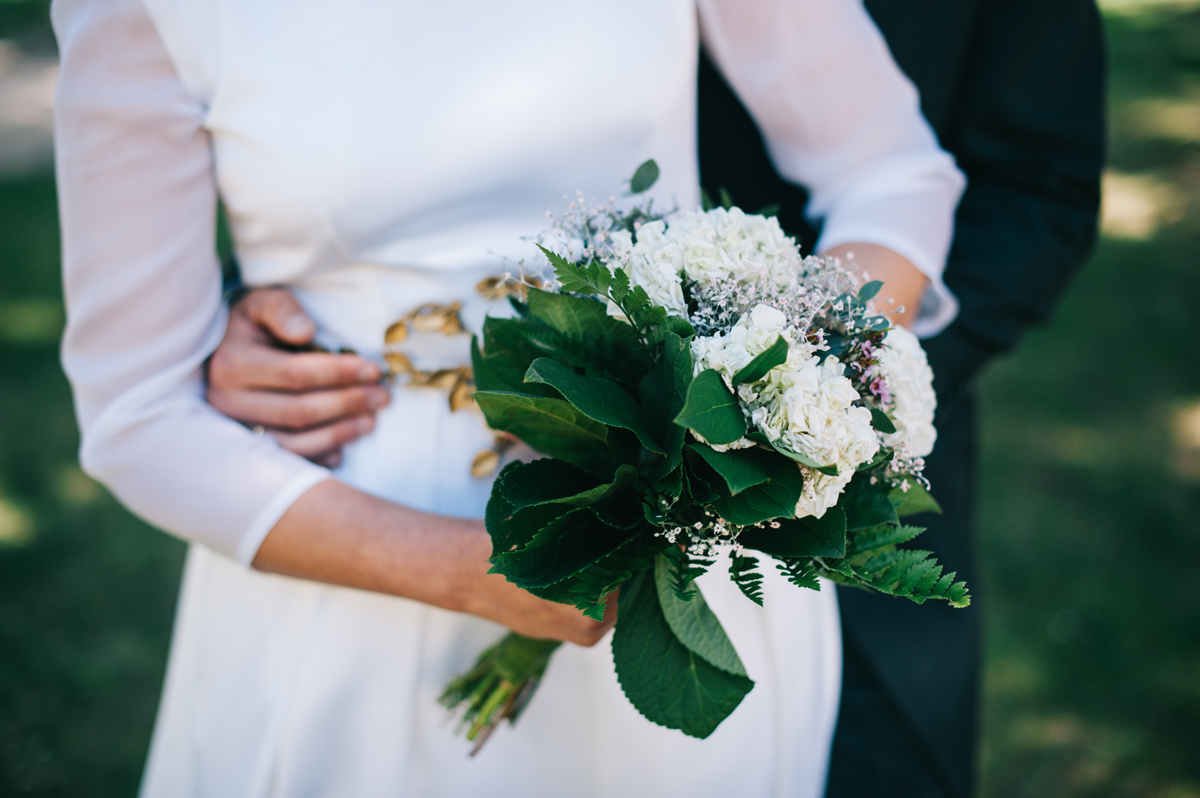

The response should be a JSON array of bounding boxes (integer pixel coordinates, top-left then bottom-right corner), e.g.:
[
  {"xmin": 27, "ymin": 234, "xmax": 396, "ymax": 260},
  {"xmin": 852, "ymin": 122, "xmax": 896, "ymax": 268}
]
[
  {"xmin": 612, "ymin": 208, "xmax": 801, "ymax": 321},
  {"xmin": 562, "ymin": 202, "xmax": 939, "ymax": 523},
  {"xmin": 876, "ymin": 326, "xmax": 937, "ymax": 458},
  {"xmin": 691, "ymin": 305, "xmax": 880, "ymax": 519}
]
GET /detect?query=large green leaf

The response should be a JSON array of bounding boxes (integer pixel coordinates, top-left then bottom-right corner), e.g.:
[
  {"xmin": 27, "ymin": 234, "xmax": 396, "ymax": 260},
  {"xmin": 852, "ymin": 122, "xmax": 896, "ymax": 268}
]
[
  {"xmin": 639, "ymin": 332, "xmax": 693, "ymax": 476},
  {"xmin": 524, "ymin": 358, "xmax": 664, "ymax": 454},
  {"xmin": 524, "ymin": 289, "xmax": 648, "ymax": 381},
  {"xmin": 889, "ymin": 478, "xmax": 943, "ymax": 517},
  {"xmin": 486, "ymin": 461, "xmax": 638, "ymax": 557},
  {"xmin": 653, "ymin": 556, "xmax": 747, "ymax": 677},
  {"xmin": 731, "ymin": 336, "xmax": 788, "ymax": 386},
  {"xmin": 841, "ymin": 476, "xmax": 900, "ymax": 531},
  {"xmin": 474, "ymin": 391, "xmax": 612, "ymax": 475},
  {"xmin": 687, "ymin": 444, "xmax": 774, "ymax": 496},
  {"xmin": 490, "ymin": 506, "xmax": 641, "ymax": 589},
  {"xmin": 767, "ymin": 439, "xmax": 840, "ymax": 477},
  {"xmin": 471, "ymin": 317, "xmax": 557, "ymax": 396},
  {"xmin": 674, "ymin": 369, "xmax": 747, "ymax": 446},
  {"xmin": 495, "ymin": 458, "xmax": 592, "ymax": 506},
  {"xmin": 710, "ymin": 459, "xmax": 804, "ymax": 526},
  {"xmin": 612, "ymin": 569, "xmax": 754, "ymax": 739},
  {"xmin": 526, "ymin": 537, "xmax": 658, "ymax": 619},
  {"xmin": 739, "ymin": 508, "xmax": 847, "ymax": 558},
  {"xmin": 525, "ymin": 289, "xmax": 641, "ymax": 348}
]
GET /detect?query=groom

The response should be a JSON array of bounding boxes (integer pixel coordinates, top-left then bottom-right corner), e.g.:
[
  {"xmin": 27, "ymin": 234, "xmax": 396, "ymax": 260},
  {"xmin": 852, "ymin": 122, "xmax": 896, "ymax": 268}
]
[{"xmin": 203, "ymin": 0, "xmax": 1105, "ymax": 794}]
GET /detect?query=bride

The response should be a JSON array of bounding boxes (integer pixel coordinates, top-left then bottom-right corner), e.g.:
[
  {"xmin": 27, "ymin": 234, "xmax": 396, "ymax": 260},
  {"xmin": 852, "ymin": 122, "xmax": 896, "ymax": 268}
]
[{"xmin": 53, "ymin": 0, "xmax": 963, "ymax": 795}]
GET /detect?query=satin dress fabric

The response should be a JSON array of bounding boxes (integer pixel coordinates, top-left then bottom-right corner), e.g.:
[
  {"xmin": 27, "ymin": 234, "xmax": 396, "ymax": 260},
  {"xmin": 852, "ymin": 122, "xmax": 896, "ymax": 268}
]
[{"xmin": 51, "ymin": 0, "xmax": 965, "ymax": 795}]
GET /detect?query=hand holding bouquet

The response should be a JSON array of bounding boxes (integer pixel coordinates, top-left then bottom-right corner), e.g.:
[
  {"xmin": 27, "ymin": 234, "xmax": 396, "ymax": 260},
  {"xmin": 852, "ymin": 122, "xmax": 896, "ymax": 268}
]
[{"xmin": 441, "ymin": 162, "xmax": 968, "ymax": 752}]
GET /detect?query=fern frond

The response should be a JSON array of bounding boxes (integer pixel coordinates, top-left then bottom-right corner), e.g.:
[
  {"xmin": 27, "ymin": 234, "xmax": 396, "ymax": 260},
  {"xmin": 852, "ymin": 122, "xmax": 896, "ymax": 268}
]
[
  {"xmin": 775, "ymin": 556, "xmax": 820, "ymax": 591},
  {"xmin": 662, "ymin": 546, "xmax": 713, "ymax": 601},
  {"xmin": 729, "ymin": 554, "xmax": 764, "ymax": 606},
  {"xmin": 846, "ymin": 523, "xmax": 926, "ymax": 557}
]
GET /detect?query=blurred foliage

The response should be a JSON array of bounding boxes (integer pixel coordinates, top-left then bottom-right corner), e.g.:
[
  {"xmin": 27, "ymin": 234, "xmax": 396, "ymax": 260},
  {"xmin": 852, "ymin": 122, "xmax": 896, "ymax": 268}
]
[{"xmin": 1, "ymin": 0, "xmax": 1199, "ymax": 796}]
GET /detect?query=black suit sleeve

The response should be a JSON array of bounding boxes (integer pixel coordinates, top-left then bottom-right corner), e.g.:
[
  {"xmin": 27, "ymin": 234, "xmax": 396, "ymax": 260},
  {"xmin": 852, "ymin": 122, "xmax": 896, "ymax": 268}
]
[{"xmin": 926, "ymin": 0, "xmax": 1106, "ymax": 405}]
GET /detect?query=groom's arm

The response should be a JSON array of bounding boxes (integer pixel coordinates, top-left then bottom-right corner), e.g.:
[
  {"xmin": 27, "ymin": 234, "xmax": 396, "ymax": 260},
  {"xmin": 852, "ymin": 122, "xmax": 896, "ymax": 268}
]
[{"xmin": 911, "ymin": 0, "xmax": 1107, "ymax": 408}]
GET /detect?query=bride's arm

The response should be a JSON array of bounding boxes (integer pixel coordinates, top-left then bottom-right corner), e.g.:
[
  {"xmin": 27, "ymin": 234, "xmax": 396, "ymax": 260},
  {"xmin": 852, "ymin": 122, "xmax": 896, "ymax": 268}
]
[
  {"xmin": 697, "ymin": 0, "xmax": 966, "ymax": 333},
  {"xmin": 53, "ymin": 0, "xmax": 608, "ymax": 646}
]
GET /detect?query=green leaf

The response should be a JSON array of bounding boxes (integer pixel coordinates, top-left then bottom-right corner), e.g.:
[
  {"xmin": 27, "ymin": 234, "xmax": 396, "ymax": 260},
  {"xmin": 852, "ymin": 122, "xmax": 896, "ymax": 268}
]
[
  {"xmin": 525, "ymin": 537, "xmax": 656, "ymax": 619},
  {"xmin": 612, "ymin": 569, "xmax": 754, "ymax": 739},
  {"xmin": 525, "ymin": 288, "xmax": 642, "ymax": 351},
  {"xmin": 490, "ymin": 506, "xmax": 641, "ymax": 589},
  {"xmin": 471, "ymin": 316, "xmax": 559, "ymax": 394},
  {"xmin": 841, "ymin": 476, "xmax": 900, "ymax": 531},
  {"xmin": 739, "ymin": 508, "xmax": 847, "ymax": 558},
  {"xmin": 719, "ymin": 187, "xmax": 734, "ymax": 210},
  {"xmin": 889, "ymin": 478, "xmax": 943, "ymax": 517},
  {"xmin": 524, "ymin": 358, "xmax": 664, "ymax": 454},
  {"xmin": 653, "ymin": 556, "xmax": 748, "ymax": 676},
  {"xmin": 754, "ymin": 204, "xmax": 781, "ymax": 219},
  {"xmin": 674, "ymin": 369, "xmax": 747, "ymax": 446},
  {"xmin": 767, "ymin": 439, "xmax": 839, "ymax": 477},
  {"xmin": 641, "ymin": 332, "xmax": 694, "ymax": 477},
  {"xmin": 709, "ymin": 459, "xmax": 804, "ymax": 526},
  {"xmin": 699, "ymin": 187, "xmax": 716, "ymax": 212},
  {"xmin": 499, "ymin": 459, "xmax": 620, "ymax": 512},
  {"xmin": 869, "ymin": 407, "xmax": 897, "ymax": 434},
  {"xmin": 731, "ymin": 336, "xmax": 788, "ymax": 386},
  {"xmin": 687, "ymin": 444, "xmax": 774, "ymax": 496},
  {"xmin": 474, "ymin": 391, "xmax": 612, "ymax": 475},
  {"xmin": 858, "ymin": 280, "xmax": 883, "ymax": 303},
  {"xmin": 485, "ymin": 460, "xmax": 633, "ymax": 557},
  {"xmin": 629, "ymin": 159, "xmax": 660, "ymax": 194}
]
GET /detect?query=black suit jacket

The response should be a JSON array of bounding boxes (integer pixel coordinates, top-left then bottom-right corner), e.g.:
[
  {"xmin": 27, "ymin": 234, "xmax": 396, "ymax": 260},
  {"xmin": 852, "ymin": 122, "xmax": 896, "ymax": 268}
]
[{"xmin": 697, "ymin": 1, "xmax": 1105, "ymax": 795}]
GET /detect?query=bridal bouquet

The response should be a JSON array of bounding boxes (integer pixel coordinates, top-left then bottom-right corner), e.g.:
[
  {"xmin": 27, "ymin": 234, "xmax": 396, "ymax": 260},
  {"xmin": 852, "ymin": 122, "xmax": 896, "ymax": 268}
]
[{"xmin": 441, "ymin": 162, "xmax": 968, "ymax": 752}]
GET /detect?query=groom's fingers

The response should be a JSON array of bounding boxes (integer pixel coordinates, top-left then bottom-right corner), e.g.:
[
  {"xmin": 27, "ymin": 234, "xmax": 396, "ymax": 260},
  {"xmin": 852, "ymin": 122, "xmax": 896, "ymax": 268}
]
[
  {"xmin": 265, "ymin": 414, "xmax": 376, "ymax": 460},
  {"xmin": 236, "ymin": 287, "xmax": 316, "ymax": 346},
  {"xmin": 212, "ymin": 318, "xmax": 382, "ymax": 392},
  {"xmin": 215, "ymin": 383, "xmax": 391, "ymax": 431}
]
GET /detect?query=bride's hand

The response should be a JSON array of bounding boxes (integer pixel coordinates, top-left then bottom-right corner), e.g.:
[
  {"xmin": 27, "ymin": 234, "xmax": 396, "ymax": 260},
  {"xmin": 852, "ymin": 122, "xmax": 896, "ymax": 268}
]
[
  {"xmin": 207, "ymin": 288, "xmax": 389, "ymax": 467},
  {"xmin": 255, "ymin": 480, "xmax": 616, "ymax": 647}
]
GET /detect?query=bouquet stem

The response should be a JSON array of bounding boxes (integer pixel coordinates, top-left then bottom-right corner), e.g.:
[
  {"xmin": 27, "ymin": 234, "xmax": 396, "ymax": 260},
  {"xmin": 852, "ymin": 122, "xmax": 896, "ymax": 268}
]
[{"xmin": 439, "ymin": 633, "xmax": 561, "ymax": 754}]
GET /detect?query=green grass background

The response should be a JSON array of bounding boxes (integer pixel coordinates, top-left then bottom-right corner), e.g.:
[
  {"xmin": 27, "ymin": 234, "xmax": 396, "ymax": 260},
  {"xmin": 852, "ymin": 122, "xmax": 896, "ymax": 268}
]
[{"xmin": 1, "ymin": 0, "xmax": 1199, "ymax": 794}]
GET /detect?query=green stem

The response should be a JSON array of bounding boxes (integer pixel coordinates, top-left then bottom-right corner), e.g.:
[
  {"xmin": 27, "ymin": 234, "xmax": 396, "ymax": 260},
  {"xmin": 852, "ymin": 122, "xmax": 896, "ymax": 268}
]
[{"xmin": 439, "ymin": 633, "xmax": 562, "ymax": 755}]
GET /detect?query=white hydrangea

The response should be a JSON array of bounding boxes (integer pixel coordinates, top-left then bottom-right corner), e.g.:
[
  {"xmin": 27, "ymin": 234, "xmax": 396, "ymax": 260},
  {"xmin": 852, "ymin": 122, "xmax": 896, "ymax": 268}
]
[
  {"xmin": 659, "ymin": 207, "xmax": 797, "ymax": 285},
  {"xmin": 609, "ymin": 207, "xmax": 802, "ymax": 322},
  {"xmin": 877, "ymin": 326, "xmax": 937, "ymax": 458},
  {"xmin": 692, "ymin": 308, "xmax": 879, "ymax": 520},
  {"xmin": 690, "ymin": 304, "xmax": 792, "ymax": 379},
  {"xmin": 614, "ymin": 219, "xmax": 688, "ymax": 318},
  {"xmin": 755, "ymin": 356, "xmax": 879, "ymax": 519}
]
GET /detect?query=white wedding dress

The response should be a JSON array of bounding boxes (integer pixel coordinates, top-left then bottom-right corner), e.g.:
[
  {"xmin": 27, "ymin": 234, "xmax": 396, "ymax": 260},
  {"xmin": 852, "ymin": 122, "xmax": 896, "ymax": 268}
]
[{"xmin": 53, "ymin": 0, "xmax": 963, "ymax": 795}]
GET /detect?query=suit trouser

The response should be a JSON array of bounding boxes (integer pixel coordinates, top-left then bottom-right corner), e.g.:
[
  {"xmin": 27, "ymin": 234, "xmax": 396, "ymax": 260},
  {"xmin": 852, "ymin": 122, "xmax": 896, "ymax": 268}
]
[{"xmin": 825, "ymin": 393, "xmax": 982, "ymax": 798}]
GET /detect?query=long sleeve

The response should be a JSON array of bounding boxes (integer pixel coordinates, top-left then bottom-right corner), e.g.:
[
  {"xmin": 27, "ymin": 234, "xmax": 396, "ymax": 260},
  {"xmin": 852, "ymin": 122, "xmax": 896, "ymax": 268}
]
[
  {"xmin": 53, "ymin": 0, "xmax": 330, "ymax": 564},
  {"xmin": 696, "ymin": 0, "xmax": 966, "ymax": 338},
  {"xmin": 922, "ymin": 0, "xmax": 1105, "ymax": 402}
]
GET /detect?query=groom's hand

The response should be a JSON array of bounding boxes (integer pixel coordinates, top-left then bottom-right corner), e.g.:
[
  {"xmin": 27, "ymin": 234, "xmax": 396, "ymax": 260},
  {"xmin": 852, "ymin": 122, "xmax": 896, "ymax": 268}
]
[{"xmin": 207, "ymin": 288, "xmax": 390, "ymax": 468}]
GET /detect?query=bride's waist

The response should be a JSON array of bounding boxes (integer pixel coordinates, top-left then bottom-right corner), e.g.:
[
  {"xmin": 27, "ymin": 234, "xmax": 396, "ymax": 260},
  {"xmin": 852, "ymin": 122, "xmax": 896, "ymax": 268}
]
[{"xmin": 280, "ymin": 264, "xmax": 522, "ymax": 367}]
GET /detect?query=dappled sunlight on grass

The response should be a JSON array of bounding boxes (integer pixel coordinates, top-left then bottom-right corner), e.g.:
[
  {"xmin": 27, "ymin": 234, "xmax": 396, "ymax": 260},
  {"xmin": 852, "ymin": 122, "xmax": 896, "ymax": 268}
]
[
  {"xmin": 1100, "ymin": 170, "xmax": 1183, "ymax": 239},
  {"xmin": 1170, "ymin": 400, "xmax": 1200, "ymax": 480},
  {"xmin": 0, "ymin": 297, "xmax": 63, "ymax": 344},
  {"xmin": 977, "ymin": 1, "xmax": 1200, "ymax": 796}
]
